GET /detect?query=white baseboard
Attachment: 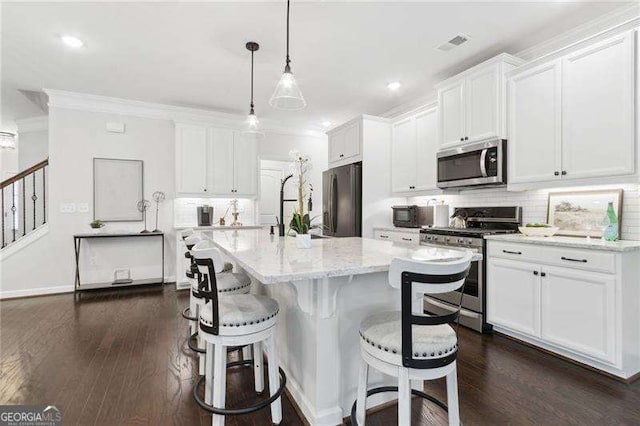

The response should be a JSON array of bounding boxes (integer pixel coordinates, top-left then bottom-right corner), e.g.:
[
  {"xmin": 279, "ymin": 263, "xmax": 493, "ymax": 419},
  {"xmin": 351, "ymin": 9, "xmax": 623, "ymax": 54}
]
[{"xmin": 0, "ymin": 285, "xmax": 74, "ymax": 300}]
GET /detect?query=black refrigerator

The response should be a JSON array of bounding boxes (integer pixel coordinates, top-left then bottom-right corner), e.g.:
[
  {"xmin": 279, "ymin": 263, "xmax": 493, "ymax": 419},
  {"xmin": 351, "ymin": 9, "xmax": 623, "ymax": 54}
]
[{"xmin": 322, "ymin": 162, "xmax": 362, "ymax": 237}]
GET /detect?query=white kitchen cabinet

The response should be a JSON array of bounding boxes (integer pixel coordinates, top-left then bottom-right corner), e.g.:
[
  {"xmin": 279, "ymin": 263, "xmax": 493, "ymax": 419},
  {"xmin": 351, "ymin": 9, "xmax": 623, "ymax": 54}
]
[
  {"xmin": 562, "ymin": 31, "xmax": 635, "ymax": 180},
  {"xmin": 540, "ymin": 266, "xmax": 616, "ymax": 364},
  {"xmin": 507, "ymin": 30, "xmax": 637, "ymax": 188},
  {"xmin": 176, "ymin": 124, "xmax": 209, "ymax": 194},
  {"xmin": 508, "ymin": 60, "xmax": 562, "ymax": 184},
  {"xmin": 436, "ymin": 54, "xmax": 522, "ymax": 148},
  {"xmin": 373, "ymin": 229, "xmax": 420, "ymax": 245},
  {"xmin": 328, "ymin": 120, "xmax": 360, "ymax": 165},
  {"xmin": 176, "ymin": 123, "xmax": 258, "ymax": 197},
  {"xmin": 486, "ymin": 257, "xmax": 540, "ymax": 336},
  {"xmin": 391, "ymin": 106, "xmax": 438, "ymax": 193},
  {"xmin": 486, "ymin": 239, "xmax": 640, "ymax": 379}
]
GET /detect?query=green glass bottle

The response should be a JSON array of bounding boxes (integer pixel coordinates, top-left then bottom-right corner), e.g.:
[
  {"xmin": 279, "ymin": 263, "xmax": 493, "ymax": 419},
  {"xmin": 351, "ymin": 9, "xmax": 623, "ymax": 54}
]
[{"xmin": 603, "ymin": 202, "xmax": 619, "ymax": 242}]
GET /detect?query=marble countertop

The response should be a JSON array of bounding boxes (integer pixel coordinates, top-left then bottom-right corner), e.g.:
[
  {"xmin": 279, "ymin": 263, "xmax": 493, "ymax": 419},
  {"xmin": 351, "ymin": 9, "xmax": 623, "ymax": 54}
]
[
  {"xmin": 485, "ymin": 234, "xmax": 640, "ymax": 252},
  {"xmin": 204, "ymin": 229, "xmax": 480, "ymax": 284},
  {"xmin": 373, "ymin": 226, "xmax": 422, "ymax": 234}
]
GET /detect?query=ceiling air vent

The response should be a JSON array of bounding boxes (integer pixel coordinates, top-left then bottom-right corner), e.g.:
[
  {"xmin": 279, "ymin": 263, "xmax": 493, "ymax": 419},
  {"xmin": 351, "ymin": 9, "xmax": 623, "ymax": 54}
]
[{"xmin": 436, "ymin": 35, "xmax": 469, "ymax": 52}]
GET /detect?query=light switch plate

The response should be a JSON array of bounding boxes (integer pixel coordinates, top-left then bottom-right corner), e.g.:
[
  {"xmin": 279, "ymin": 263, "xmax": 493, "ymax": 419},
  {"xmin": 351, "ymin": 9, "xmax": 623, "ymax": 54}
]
[
  {"xmin": 59, "ymin": 203, "xmax": 76, "ymax": 213},
  {"xmin": 77, "ymin": 203, "xmax": 89, "ymax": 213}
]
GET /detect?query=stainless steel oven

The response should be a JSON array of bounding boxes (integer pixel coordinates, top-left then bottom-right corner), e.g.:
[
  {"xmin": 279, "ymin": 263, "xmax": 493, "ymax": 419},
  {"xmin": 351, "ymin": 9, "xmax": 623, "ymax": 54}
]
[{"xmin": 436, "ymin": 139, "xmax": 506, "ymax": 189}]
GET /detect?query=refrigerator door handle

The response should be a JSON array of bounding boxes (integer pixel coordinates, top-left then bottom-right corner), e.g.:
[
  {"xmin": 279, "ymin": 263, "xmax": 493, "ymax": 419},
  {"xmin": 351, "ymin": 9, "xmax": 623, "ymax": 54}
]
[
  {"xmin": 331, "ymin": 174, "xmax": 338, "ymax": 233},
  {"xmin": 327, "ymin": 174, "xmax": 333, "ymax": 233}
]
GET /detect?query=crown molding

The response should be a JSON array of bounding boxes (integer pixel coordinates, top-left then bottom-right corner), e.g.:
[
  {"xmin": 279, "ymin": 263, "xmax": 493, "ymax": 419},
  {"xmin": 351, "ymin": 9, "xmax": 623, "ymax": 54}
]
[
  {"xmin": 15, "ymin": 115, "xmax": 48, "ymax": 133},
  {"xmin": 43, "ymin": 89, "xmax": 324, "ymax": 139}
]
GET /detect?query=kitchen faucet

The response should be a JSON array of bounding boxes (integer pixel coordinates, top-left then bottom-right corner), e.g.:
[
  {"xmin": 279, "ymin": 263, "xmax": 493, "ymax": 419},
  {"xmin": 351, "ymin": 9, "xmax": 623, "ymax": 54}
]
[{"xmin": 279, "ymin": 174, "xmax": 296, "ymax": 237}]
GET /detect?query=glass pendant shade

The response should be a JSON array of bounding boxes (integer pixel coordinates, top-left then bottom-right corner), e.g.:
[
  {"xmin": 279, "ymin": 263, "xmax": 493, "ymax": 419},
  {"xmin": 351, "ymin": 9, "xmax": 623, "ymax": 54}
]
[
  {"xmin": 270, "ymin": 70, "xmax": 306, "ymax": 110},
  {"xmin": 0, "ymin": 132, "xmax": 16, "ymax": 149},
  {"xmin": 241, "ymin": 111, "xmax": 265, "ymax": 139}
]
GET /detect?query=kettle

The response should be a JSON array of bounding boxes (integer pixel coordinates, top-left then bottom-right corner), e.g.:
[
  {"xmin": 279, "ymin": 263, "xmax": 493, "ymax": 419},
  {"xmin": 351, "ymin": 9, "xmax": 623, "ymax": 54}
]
[{"xmin": 450, "ymin": 211, "xmax": 467, "ymax": 229}]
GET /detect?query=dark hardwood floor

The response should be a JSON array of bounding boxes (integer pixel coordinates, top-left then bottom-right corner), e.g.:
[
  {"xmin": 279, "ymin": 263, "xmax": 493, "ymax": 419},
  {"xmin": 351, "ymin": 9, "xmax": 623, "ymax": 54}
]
[{"xmin": 1, "ymin": 285, "xmax": 639, "ymax": 425}]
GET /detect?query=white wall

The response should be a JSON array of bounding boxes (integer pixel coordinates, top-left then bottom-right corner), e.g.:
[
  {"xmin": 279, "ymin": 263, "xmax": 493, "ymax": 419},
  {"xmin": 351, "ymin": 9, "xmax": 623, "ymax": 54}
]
[
  {"xmin": 1, "ymin": 107, "xmax": 176, "ymax": 296},
  {"xmin": 0, "ymin": 146, "xmax": 18, "ymax": 179},
  {"xmin": 17, "ymin": 129, "xmax": 48, "ymax": 171}
]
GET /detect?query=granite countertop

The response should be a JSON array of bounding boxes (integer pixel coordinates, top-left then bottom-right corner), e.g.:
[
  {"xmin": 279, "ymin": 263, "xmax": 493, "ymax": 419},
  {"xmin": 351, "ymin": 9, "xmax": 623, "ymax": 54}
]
[
  {"xmin": 373, "ymin": 226, "xmax": 422, "ymax": 234},
  {"xmin": 205, "ymin": 229, "xmax": 480, "ymax": 284},
  {"xmin": 485, "ymin": 234, "xmax": 640, "ymax": 252},
  {"xmin": 174, "ymin": 225, "xmax": 265, "ymax": 231}
]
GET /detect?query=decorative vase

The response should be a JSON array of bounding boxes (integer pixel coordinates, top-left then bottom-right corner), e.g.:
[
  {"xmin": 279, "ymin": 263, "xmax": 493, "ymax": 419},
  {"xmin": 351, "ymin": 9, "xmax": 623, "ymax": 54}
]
[
  {"xmin": 296, "ymin": 233, "xmax": 312, "ymax": 249},
  {"xmin": 603, "ymin": 201, "xmax": 619, "ymax": 242},
  {"xmin": 91, "ymin": 227, "xmax": 102, "ymax": 234}
]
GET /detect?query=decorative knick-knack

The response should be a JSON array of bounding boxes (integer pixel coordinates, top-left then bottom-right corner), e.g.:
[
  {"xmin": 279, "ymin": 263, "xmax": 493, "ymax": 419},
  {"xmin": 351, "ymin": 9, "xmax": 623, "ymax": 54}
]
[
  {"xmin": 137, "ymin": 199, "xmax": 151, "ymax": 233},
  {"xmin": 603, "ymin": 201, "xmax": 619, "ymax": 242},
  {"xmin": 152, "ymin": 191, "xmax": 165, "ymax": 232}
]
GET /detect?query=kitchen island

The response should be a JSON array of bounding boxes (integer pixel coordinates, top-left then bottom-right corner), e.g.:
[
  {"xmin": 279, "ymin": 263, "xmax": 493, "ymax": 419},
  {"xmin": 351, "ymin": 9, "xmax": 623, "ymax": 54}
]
[{"xmin": 204, "ymin": 229, "xmax": 478, "ymax": 425}]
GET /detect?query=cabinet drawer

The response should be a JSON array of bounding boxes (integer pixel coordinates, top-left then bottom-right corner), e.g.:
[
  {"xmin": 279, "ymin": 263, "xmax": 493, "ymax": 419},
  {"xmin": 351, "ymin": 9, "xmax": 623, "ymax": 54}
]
[
  {"xmin": 374, "ymin": 230, "xmax": 419, "ymax": 245},
  {"xmin": 488, "ymin": 241, "xmax": 616, "ymax": 274},
  {"xmin": 374, "ymin": 230, "xmax": 394, "ymax": 241}
]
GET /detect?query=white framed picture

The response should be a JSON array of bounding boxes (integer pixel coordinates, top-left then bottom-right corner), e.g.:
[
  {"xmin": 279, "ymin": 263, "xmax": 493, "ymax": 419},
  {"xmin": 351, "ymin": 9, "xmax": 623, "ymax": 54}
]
[
  {"xmin": 547, "ymin": 189, "xmax": 623, "ymax": 238},
  {"xmin": 93, "ymin": 158, "xmax": 144, "ymax": 222}
]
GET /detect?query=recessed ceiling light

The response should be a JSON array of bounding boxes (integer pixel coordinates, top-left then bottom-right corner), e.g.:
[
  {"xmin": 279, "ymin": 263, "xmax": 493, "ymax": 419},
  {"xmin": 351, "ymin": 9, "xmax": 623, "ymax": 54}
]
[
  {"xmin": 61, "ymin": 35, "xmax": 84, "ymax": 48},
  {"xmin": 321, "ymin": 121, "xmax": 332, "ymax": 128},
  {"xmin": 387, "ymin": 81, "xmax": 402, "ymax": 91}
]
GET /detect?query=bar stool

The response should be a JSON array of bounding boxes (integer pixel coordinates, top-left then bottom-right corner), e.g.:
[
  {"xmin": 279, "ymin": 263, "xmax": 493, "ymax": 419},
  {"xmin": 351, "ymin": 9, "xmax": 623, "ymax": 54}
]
[
  {"xmin": 352, "ymin": 252, "xmax": 473, "ymax": 426},
  {"xmin": 192, "ymin": 243, "xmax": 286, "ymax": 426}
]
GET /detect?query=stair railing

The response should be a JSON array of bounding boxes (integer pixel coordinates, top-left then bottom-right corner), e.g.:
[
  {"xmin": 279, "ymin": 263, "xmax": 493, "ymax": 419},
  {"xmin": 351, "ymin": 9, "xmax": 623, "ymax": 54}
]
[{"xmin": 1, "ymin": 158, "xmax": 48, "ymax": 248}]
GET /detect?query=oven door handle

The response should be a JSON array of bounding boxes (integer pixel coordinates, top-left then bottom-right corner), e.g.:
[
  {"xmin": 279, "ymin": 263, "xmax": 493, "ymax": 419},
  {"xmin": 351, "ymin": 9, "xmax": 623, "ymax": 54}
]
[{"xmin": 480, "ymin": 148, "xmax": 488, "ymax": 178}]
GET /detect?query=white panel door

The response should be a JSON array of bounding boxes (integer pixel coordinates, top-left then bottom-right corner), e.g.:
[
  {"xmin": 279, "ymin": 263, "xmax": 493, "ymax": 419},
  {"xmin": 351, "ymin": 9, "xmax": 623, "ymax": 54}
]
[
  {"xmin": 562, "ymin": 31, "xmax": 636, "ymax": 180},
  {"xmin": 328, "ymin": 128, "xmax": 345, "ymax": 163},
  {"xmin": 259, "ymin": 168, "xmax": 281, "ymax": 225},
  {"xmin": 540, "ymin": 266, "xmax": 616, "ymax": 364},
  {"xmin": 391, "ymin": 117, "xmax": 416, "ymax": 193},
  {"xmin": 176, "ymin": 124, "xmax": 208, "ymax": 194},
  {"xmin": 487, "ymin": 258, "xmax": 540, "ymax": 336},
  {"xmin": 465, "ymin": 65, "xmax": 499, "ymax": 142},
  {"xmin": 208, "ymin": 127, "xmax": 235, "ymax": 195},
  {"xmin": 233, "ymin": 133, "xmax": 258, "ymax": 196},
  {"xmin": 508, "ymin": 60, "xmax": 563, "ymax": 184},
  {"xmin": 342, "ymin": 120, "xmax": 361, "ymax": 159},
  {"xmin": 438, "ymin": 80, "xmax": 465, "ymax": 147},
  {"xmin": 414, "ymin": 107, "xmax": 438, "ymax": 191}
]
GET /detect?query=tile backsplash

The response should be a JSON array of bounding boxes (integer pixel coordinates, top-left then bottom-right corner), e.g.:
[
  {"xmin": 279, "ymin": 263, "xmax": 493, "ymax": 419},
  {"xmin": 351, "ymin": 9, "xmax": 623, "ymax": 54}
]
[
  {"xmin": 410, "ymin": 184, "xmax": 640, "ymax": 241},
  {"xmin": 174, "ymin": 198, "xmax": 256, "ymax": 227}
]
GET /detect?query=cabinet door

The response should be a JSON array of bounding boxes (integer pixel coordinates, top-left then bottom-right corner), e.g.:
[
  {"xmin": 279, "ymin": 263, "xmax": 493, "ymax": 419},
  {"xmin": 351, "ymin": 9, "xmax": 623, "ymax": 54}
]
[
  {"xmin": 414, "ymin": 107, "xmax": 438, "ymax": 191},
  {"xmin": 487, "ymin": 258, "xmax": 540, "ymax": 336},
  {"xmin": 176, "ymin": 124, "xmax": 208, "ymax": 194},
  {"xmin": 540, "ymin": 266, "xmax": 616, "ymax": 364},
  {"xmin": 391, "ymin": 117, "xmax": 417, "ymax": 193},
  {"xmin": 465, "ymin": 65, "xmax": 499, "ymax": 142},
  {"xmin": 208, "ymin": 127, "xmax": 235, "ymax": 195},
  {"xmin": 233, "ymin": 133, "xmax": 258, "ymax": 196},
  {"xmin": 342, "ymin": 120, "xmax": 361, "ymax": 159},
  {"xmin": 438, "ymin": 80, "xmax": 465, "ymax": 147},
  {"xmin": 562, "ymin": 31, "xmax": 635, "ymax": 180},
  {"xmin": 508, "ymin": 60, "xmax": 563, "ymax": 184},
  {"xmin": 328, "ymin": 128, "xmax": 345, "ymax": 163}
]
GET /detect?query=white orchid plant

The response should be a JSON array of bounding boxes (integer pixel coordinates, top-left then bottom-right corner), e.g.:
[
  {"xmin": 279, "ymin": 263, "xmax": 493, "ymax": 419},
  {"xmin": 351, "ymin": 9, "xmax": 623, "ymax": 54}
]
[{"xmin": 287, "ymin": 150, "xmax": 317, "ymax": 235}]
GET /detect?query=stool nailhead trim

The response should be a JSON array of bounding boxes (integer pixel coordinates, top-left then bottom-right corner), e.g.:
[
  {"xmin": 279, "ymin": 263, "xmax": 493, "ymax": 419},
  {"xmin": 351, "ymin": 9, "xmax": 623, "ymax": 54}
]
[
  {"xmin": 358, "ymin": 331, "xmax": 458, "ymax": 359},
  {"xmin": 200, "ymin": 310, "xmax": 279, "ymax": 328}
]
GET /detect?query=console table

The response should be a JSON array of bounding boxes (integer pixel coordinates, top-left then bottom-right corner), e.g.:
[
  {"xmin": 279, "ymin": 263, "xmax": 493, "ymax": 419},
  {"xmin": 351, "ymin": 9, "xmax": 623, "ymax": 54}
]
[{"xmin": 73, "ymin": 232, "xmax": 165, "ymax": 291}]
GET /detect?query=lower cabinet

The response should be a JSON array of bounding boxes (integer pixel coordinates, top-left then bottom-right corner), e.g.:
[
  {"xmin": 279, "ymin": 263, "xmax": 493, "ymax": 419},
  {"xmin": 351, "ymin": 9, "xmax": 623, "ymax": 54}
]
[
  {"xmin": 373, "ymin": 229, "xmax": 420, "ymax": 245},
  {"xmin": 486, "ymin": 258, "xmax": 540, "ymax": 336},
  {"xmin": 485, "ymin": 240, "xmax": 636, "ymax": 378}
]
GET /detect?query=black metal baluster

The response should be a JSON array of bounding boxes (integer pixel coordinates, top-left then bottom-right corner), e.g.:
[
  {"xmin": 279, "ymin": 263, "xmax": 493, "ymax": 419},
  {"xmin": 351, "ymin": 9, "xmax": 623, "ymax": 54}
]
[
  {"xmin": 32, "ymin": 172, "xmax": 37, "ymax": 231},
  {"xmin": 1, "ymin": 187, "xmax": 4, "ymax": 248},
  {"xmin": 22, "ymin": 177, "xmax": 26, "ymax": 237},
  {"xmin": 11, "ymin": 183, "xmax": 16, "ymax": 242},
  {"xmin": 42, "ymin": 166, "xmax": 46, "ymax": 225}
]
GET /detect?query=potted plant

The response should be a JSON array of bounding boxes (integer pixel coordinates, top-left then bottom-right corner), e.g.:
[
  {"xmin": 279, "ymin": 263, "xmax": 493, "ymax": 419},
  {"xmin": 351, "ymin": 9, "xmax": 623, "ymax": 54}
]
[
  {"xmin": 90, "ymin": 219, "xmax": 105, "ymax": 234},
  {"xmin": 287, "ymin": 151, "xmax": 316, "ymax": 249}
]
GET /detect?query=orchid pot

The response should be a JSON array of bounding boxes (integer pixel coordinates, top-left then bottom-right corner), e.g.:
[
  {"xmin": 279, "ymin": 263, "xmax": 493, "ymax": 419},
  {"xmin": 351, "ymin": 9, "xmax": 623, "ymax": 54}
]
[{"xmin": 296, "ymin": 233, "xmax": 312, "ymax": 249}]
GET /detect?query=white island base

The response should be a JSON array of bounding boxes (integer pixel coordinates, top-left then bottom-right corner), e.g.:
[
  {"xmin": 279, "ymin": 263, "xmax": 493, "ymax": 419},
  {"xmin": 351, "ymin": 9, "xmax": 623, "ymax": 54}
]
[{"xmin": 204, "ymin": 230, "xmax": 478, "ymax": 425}]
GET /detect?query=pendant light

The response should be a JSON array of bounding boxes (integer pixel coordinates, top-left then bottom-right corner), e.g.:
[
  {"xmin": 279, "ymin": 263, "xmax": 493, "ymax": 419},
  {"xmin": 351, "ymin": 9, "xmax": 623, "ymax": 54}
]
[
  {"xmin": 242, "ymin": 41, "xmax": 265, "ymax": 139},
  {"xmin": 269, "ymin": 0, "xmax": 306, "ymax": 110}
]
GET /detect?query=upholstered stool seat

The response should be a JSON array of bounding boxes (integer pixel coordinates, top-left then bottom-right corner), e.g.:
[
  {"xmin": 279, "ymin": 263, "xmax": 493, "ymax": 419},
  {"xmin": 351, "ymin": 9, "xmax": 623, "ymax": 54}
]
[
  {"xmin": 192, "ymin": 271, "xmax": 251, "ymax": 296},
  {"xmin": 199, "ymin": 294, "xmax": 279, "ymax": 336},
  {"xmin": 359, "ymin": 311, "xmax": 457, "ymax": 365}
]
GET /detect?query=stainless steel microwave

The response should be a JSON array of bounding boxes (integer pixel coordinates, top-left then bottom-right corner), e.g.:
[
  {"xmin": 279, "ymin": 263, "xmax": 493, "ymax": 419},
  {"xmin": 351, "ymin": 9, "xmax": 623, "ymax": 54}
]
[{"xmin": 436, "ymin": 139, "xmax": 507, "ymax": 189}]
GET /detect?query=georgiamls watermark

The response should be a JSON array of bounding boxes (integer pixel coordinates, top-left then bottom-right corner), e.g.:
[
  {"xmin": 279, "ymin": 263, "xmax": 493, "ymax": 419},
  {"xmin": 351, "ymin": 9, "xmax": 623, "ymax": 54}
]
[{"xmin": 0, "ymin": 405, "xmax": 62, "ymax": 426}]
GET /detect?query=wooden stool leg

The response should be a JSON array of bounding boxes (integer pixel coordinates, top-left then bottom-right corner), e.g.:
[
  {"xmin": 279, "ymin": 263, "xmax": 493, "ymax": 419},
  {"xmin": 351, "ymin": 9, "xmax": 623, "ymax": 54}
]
[
  {"xmin": 204, "ymin": 342, "xmax": 214, "ymax": 405},
  {"xmin": 398, "ymin": 367, "xmax": 411, "ymax": 426},
  {"xmin": 446, "ymin": 362, "xmax": 460, "ymax": 426},
  {"xmin": 265, "ymin": 333, "xmax": 282, "ymax": 425},
  {"xmin": 212, "ymin": 343, "xmax": 227, "ymax": 426},
  {"xmin": 242, "ymin": 345, "xmax": 252, "ymax": 362},
  {"xmin": 253, "ymin": 343, "xmax": 264, "ymax": 394},
  {"xmin": 356, "ymin": 357, "xmax": 369, "ymax": 425},
  {"xmin": 189, "ymin": 297, "xmax": 197, "ymax": 334}
]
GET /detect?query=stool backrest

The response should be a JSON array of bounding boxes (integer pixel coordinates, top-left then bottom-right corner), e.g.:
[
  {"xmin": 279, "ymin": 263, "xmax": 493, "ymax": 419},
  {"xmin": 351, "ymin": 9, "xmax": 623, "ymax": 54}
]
[
  {"xmin": 389, "ymin": 251, "xmax": 473, "ymax": 370},
  {"xmin": 185, "ymin": 233, "xmax": 203, "ymax": 250},
  {"xmin": 181, "ymin": 228, "xmax": 195, "ymax": 240},
  {"xmin": 192, "ymin": 240, "xmax": 221, "ymax": 334}
]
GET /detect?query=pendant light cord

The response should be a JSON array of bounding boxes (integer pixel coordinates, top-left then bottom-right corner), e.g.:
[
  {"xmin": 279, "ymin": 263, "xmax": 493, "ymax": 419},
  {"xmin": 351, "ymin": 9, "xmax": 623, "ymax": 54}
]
[
  {"xmin": 285, "ymin": 0, "xmax": 291, "ymax": 72},
  {"xmin": 250, "ymin": 48, "xmax": 255, "ymax": 112}
]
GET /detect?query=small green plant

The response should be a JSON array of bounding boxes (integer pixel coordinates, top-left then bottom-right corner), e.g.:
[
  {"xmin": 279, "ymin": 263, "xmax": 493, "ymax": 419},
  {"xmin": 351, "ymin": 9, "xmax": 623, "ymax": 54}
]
[
  {"xmin": 90, "ymin": 220, "xmax": 105, "ymax": 229},
  {"xmin": 525, "ymin": 223, "xmax": 552, "ymax": 228}
]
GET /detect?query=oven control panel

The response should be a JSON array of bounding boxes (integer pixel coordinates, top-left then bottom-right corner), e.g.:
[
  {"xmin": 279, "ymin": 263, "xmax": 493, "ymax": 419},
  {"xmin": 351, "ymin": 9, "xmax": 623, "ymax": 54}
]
[{"xmin": 420, "ymin": 233, "xmax": 482, "ymax": 249}]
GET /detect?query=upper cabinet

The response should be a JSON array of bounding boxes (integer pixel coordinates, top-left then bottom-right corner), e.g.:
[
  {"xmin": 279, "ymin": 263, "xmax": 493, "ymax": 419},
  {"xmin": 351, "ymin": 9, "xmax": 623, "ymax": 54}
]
[
  {"xmin": 328, "ymin": 119, "xmax": 361, "ymax": 166},
  {"xmin": 436, "ymin": 54, "xmax": 523, "ymax": 148},
  {"xmin": 391, "ymin": 106, "xmax": 438, "ymax": 193},
  {"xmin": 508, "ymin": 30, "xmax": 637, "ymax": 187},
  {"xmin": 176, "ymin": 123, "xmax": 258, "ymax": 197}
]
